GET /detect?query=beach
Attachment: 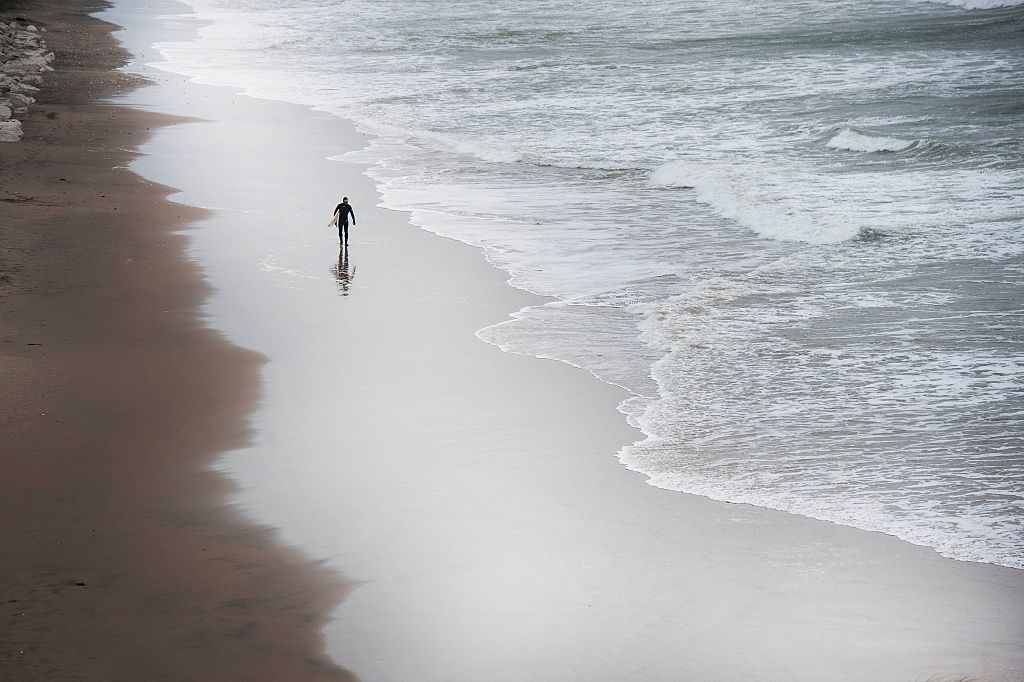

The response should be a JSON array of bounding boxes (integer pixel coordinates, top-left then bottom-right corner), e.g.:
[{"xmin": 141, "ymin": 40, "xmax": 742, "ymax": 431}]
[
  {"xmin": 2, "ymin": 0, "xmax": 1023, "ymax": 680},
  {"xmin": 0, "ymin": 2, "xmax": 353, "ymax": 679}
]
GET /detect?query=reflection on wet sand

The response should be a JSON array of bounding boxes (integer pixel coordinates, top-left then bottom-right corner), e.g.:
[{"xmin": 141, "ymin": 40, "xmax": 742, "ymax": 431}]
[{"xmin": 330, "ymin": 246, "xmax": 356, "ymax": 296}]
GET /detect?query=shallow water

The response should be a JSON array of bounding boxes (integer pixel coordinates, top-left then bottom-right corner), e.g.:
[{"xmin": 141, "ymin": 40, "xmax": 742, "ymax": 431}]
[{"xmin": 154, "ymin": 0, "xmax": 1023, "ymax": 568}]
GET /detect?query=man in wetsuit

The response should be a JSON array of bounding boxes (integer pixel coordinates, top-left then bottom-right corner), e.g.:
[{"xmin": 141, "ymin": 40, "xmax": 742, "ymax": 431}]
[{"xmin": 333, "ymin": 197, "xmax": 356, "ymax": 245}]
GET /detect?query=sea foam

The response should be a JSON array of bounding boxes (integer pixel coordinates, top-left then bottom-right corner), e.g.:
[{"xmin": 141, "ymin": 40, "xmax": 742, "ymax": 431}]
[
  {"xmin": 650, "ymin": 161, "xmax": 860, "ymax": 244},
  {"xmin": 826, "ymin": 128, "xmax": 915, "ymax": 152}
]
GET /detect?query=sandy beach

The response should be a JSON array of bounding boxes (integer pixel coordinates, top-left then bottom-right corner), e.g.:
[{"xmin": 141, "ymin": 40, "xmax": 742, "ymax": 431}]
[
  {"xmin": 2, "ymin": 0, "xmax": 1023, "ymax": 680},
  {"xmin": 0, "ymin": 1, "xmax": 354, "ymax": 679}
]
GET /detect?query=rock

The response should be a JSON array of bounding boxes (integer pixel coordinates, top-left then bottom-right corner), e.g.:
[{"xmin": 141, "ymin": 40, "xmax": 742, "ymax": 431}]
[
  {"xmin": 0, "ymin": 119, "xmax": 22, "ymax": 142},
  {"xmin": 7, "ymin": 92, "xmax": 33, "ymax": 108},
  {"xmin": 10, "ymin": 54, "xmax": 51, "ymax": 70},
  {"xmin": 10, "ymin": 82, "xmax": 39, "ymax": 95},
  {"xmin": 0, "ymin": 22, "xmax": 52, "ymax": 141}
]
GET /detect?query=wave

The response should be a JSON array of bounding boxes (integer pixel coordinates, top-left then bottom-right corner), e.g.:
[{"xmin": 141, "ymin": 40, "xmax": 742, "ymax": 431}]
[
  {"xmin": 923, "ymin": 0, "xmax": 1024, "ymax": 8},
  {"xmin": 416, "ymin": 130, "xmax": 523, "ymax": 163},
  {"xmin": 621, "ymin": 265, "xmax": 1024, "ymax": 570},
  {"xmin": 649, "ymin": 161, "xmax": 860, "ymax": 244},
  {"xmin": 826, "ymin": 128, "xmax": 915, "ymax": 153},
  {"xmin": 826, "ymin": 132, "xmax": 976, "ymax": 162}
]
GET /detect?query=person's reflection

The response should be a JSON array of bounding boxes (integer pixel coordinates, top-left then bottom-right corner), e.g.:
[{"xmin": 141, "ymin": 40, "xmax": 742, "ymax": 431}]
[{"xmin": 330, "ymin": 246, "xmax": 356, "ymax": 296}]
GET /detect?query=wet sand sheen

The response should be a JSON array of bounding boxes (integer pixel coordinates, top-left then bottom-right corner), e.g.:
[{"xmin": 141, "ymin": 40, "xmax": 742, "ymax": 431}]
[{"xmin": 0, "ymin": 1, "xmax": 356, "ymax": 678}]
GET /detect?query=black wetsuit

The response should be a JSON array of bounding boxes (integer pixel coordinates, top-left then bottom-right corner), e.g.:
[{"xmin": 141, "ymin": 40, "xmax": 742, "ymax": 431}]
[{"xmin": 334, "ymin": 202, "xmax": 356, "ymax": 243}]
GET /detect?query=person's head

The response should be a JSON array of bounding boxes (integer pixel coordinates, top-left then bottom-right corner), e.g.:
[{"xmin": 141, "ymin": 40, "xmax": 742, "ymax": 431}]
[{"xmin": 342, "ymin": 197, "xmax": 349, "ymax": 203}]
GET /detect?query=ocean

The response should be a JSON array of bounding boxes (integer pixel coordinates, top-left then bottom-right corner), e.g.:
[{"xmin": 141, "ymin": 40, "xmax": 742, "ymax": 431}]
[{"xmin": 153, "ymin": 0, "xmax": 1023, "ymax": 569}]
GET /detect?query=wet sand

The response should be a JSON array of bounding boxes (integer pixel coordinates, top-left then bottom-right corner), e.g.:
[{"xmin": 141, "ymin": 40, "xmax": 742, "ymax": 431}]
[{"xmin": 0, "ymin": 2, "xmax": 355, "ymax": 679}]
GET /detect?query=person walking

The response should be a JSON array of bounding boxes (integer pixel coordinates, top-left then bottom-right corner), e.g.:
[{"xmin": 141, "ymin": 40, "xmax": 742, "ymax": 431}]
[{"xmin": 332, "ymin": 197, "xmax": 356, "ymax": 245}]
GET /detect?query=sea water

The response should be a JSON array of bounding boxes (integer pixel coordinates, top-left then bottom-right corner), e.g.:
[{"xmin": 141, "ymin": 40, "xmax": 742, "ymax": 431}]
[{"xmin": 152, "ymin": 0, "xmax": 1024, "ymax": 568}]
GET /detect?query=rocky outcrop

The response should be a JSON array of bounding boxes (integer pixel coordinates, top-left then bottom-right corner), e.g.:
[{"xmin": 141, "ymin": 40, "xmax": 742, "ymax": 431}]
[{"xmin": 1, "ymin": 19, "xmax": 55, "ymax": 141}]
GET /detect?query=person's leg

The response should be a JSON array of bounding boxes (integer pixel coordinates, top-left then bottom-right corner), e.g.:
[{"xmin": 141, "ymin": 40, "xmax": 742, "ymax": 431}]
[
  {"xmin": 342, "ymin": 221, "xmax": 349, "ymax": 244},
  {"xmin": 338, "ymin": 222, "xmax": 346, "ymax": 243}
]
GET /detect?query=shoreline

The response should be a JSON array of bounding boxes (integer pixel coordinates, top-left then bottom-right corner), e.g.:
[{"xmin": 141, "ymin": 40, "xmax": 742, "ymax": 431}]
[
  {"xmin": 136, "ymin": 1, "xmax": 1020, "ymax": 573},
  {"xmin": 0, "ymin": 2, "xmax": 356, "ymax": 679},
  {"xmin": 112, "ymin": 4, "xmax": 1024, "ymax": 682}
]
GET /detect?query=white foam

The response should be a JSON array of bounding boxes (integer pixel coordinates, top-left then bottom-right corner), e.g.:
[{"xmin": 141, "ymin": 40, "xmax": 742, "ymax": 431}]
[
  {"xmin": 826, "ymin": 128, "xmax": 915, "ymax": 153},
  {"xmin": 650, "ymin": 161, "xmax": 860, "ymax": 244},
  {"xmin": 924, "ymin": 0, "xmax": 1024, "ymax": 8},
  {"xmin": 625, "ymin": 259, "xmax": 1024, "ymax": 569},
  {"xmin": 415, "ymin": 129, "xmax": 523, "ymax": 163}
]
